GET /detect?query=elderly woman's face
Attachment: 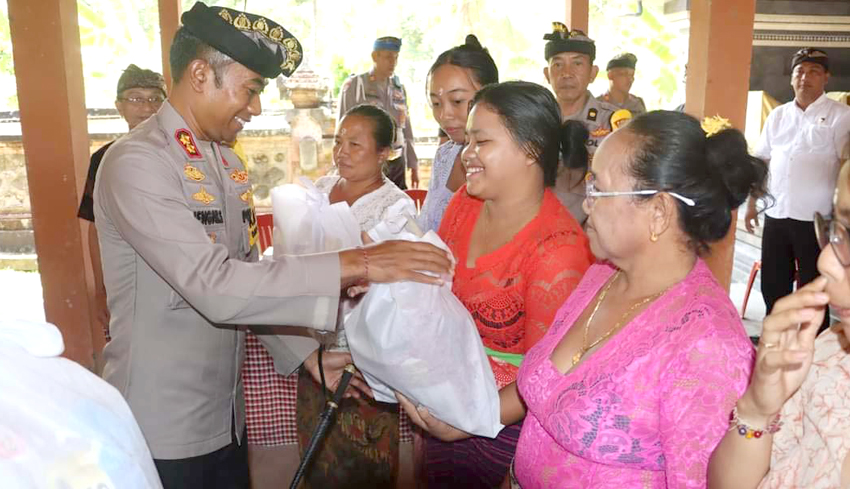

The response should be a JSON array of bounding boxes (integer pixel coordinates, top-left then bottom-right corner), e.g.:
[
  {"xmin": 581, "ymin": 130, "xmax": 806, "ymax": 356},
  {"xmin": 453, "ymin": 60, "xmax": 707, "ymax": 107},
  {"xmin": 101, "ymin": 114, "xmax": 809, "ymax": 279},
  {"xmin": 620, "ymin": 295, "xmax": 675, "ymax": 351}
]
[
  {"xmin": 333, "ymin": 115, "xmax": 385, "ymax": 182},
  {"xmin": 817, "ymin": 164, "xmax": 850, "ymax": 338},
  {"xmin": 582, "ymin": 129, "xmax": 651, "ymax": 261}
]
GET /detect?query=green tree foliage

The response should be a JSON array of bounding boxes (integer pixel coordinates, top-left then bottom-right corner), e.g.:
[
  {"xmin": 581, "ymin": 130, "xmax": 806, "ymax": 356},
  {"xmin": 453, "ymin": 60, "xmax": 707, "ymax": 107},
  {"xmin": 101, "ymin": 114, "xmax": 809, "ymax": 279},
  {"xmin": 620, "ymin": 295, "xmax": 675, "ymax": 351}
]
[
  {"xmin": 0, "ymin": 3, "xmax": 16, "ymax": 109},
  {"xmin": 77, "ymin": 0, "xmax": 162, "ymax": 108},
  {"xmin": 588, "ymin": 0, "xmax": 686, "ymax": 111}
]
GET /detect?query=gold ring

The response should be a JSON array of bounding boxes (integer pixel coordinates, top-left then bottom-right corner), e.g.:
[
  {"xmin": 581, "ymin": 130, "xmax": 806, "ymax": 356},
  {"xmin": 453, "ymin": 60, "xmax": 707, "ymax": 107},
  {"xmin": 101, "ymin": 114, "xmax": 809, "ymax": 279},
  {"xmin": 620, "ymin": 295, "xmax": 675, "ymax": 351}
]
[{"xmin": 761, "ymin": 342, "xmax": 778, "ymax": 349}]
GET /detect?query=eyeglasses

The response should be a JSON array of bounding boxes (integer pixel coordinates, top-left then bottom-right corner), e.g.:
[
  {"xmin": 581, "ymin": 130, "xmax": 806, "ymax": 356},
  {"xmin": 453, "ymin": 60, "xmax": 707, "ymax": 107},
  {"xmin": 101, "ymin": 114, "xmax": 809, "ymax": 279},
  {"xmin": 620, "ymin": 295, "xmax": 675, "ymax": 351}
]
[
  {"xmin": 118, "ymin": 96, "xmax": 165, "ymax": 106},
  {"xmin": 585, "ymin": 175, "xmax": 697, "ymax": 208},
  {"xmin": 815, "ymin": 212, "xmax": 850, "ymax": 266}
]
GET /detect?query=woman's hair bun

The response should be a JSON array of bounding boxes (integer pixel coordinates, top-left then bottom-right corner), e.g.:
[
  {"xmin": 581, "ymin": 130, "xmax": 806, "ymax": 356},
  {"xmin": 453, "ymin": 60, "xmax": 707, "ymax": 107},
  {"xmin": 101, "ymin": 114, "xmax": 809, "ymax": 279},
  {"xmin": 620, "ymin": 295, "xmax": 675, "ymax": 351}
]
[
  {"xmin": 464, "ymin": 34, "xmax": 483, "ymax": 50},
  {"xmin": 704, "ymin": 128, "xmax": 769, "ymax": 209},
  {"xmin": 624, "ymin": 110, "xmax": 770, "ymax": 255},
  {"xmin": 428, "ymin": 34, "xmax": 498, "ymax": 87},
  {"xmin": 560, "ymin": 120, "xmax": 589, "ymax": 171}
]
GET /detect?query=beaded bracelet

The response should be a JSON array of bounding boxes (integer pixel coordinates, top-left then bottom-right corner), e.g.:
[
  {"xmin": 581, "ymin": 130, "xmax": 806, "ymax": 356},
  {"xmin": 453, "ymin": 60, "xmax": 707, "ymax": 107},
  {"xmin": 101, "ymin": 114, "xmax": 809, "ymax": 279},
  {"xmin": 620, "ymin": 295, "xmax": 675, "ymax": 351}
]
[
  {"xmin": 360, "ymin": 247, "xmax": 369, "ymax": 281},
  {"xmin": 728, "ymin": 406, "xmax": 782, "ymax": 439}
]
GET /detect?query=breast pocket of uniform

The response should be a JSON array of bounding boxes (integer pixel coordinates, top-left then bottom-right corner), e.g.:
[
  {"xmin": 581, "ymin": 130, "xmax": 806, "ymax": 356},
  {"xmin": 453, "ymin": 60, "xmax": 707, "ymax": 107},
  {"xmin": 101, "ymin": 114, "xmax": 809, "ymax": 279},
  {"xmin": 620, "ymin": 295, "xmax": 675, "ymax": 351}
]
[
  {"xmin": 191, "ymin": 207, "xmax": 227, "ymax": 245},
  {"xmin": 806, "ymin": 125, "xmax": 833, "ymax": 152}
]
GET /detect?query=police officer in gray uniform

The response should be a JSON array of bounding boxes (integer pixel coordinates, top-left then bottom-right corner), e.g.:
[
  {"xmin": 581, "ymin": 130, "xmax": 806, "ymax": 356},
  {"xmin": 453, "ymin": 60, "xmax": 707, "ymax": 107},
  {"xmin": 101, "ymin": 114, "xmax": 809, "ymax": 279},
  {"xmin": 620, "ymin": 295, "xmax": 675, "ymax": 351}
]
[
  {"xmin": 542, "ymin": 22, "xmax": 628, "ymax": 158},
  {"xmin": 598, "ymin": 53, "xmax": 647, "ymax": 116},
  {"xmin": 338, "ymin": 36, "xmax": 419, "ymax": 189},
  {"xmin": 94, "ymin": 3, "xmax": 450, "ymax": 488}
]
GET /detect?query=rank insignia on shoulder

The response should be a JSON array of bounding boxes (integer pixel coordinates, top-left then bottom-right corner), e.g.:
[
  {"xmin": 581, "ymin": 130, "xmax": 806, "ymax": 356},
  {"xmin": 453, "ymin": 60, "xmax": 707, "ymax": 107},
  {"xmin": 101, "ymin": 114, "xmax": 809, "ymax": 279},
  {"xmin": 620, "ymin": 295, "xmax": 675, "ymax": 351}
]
[
  {"xmin": 590, "ymin": 126, "xmax": 611, "ymax": 138},
  {"xmin": 175, "ymin": 129, "xmax": 202, "ymax": 159},
  {"xmin": 240, "ymin": 189, "xmax": 253, "ymax": 203},
  {"xmin": 184, "ymin": 163, "xmax": 206, "ymax": 182},
  {"xmin": 588, "ymin": 108, "xmax": 598, "ymax": 122},
  {"xmin": 230, "ymin": 169, "xmax": 249, "ymax": 184},
  {"xmin": 192, "ymin": 187, "xmax": 216, "ymax": 205}
]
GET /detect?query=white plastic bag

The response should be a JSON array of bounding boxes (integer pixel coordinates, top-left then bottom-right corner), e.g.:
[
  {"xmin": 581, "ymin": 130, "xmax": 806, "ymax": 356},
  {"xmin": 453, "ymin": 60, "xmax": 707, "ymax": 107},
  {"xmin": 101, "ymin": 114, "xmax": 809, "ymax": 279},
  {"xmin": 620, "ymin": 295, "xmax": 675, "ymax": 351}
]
[
  {"xmin": 344, "ymin": 217, "xmax": 504, "ymax": 438},
  {"xmin": 0, "ymin": 320, "xmax": 163, "ymax": 489},
  {"xmin": 270, "ymin": 177, "xmax": 361, "ymax": 257}
]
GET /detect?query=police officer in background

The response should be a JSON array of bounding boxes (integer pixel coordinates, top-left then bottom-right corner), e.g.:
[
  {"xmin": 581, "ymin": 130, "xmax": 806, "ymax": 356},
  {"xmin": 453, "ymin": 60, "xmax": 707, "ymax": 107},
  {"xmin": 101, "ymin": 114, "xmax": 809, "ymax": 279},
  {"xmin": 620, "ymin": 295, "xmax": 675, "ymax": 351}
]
[
  {"xmin": 93, "ymin": 3, "xmax": 450, "ymax": 488},
  {"xmin": 543, "ymin": 22, "xmax": 627, "ymax": 158},
  {"xmin": 598, "ymin": 53, "xmax": 647, "ymax": 116},
  {"xmin": 338, "ymin": 36, "xmax": 419, "ymax": 189}
]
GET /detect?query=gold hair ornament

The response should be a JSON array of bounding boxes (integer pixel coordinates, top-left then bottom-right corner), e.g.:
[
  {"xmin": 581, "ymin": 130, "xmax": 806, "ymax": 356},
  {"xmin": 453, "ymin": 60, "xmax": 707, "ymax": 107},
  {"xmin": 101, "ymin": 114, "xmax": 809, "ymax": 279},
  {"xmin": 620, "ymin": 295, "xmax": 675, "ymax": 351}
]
[{"xmin": 701, "ymin": 115, "xmax": 732, "ymax": 138}]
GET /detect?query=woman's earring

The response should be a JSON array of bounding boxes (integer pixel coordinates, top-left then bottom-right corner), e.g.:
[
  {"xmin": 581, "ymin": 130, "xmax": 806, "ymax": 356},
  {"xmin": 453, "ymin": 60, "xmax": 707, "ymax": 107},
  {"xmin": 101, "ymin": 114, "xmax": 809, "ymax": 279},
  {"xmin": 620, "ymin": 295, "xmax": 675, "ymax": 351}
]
[{"xmin": 650, "ymin": 232, "xmax": 659, "ymax": 242}]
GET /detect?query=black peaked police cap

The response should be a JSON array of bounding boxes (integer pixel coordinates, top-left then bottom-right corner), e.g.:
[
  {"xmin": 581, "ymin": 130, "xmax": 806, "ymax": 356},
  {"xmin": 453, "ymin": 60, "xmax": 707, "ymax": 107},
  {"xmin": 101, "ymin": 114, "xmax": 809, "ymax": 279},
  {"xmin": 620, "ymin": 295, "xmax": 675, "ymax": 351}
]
[
  {"xmin": 544, "ymin": 21, "xmax": 596, "ymax": 62},
  {"xmin": 181, "ymin": 2, "xmax": 304, "ymax": 78}
]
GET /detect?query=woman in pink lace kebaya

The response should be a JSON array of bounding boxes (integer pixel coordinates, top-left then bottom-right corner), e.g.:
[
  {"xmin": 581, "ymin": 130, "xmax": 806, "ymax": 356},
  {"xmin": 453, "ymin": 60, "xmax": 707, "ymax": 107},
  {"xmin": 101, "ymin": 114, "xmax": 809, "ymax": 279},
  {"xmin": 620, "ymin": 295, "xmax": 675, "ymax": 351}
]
[{"xmin": 401, "ymin": 111, "xmax": 770, "ymax": 487}]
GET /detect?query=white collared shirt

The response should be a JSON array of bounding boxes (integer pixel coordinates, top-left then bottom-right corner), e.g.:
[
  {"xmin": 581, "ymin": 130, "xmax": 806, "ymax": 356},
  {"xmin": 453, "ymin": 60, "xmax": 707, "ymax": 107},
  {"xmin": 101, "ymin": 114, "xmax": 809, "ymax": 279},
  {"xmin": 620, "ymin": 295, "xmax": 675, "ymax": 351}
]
[{"xmin": 754, "ymin": 93, "xmax": 850, "ymax": 220}]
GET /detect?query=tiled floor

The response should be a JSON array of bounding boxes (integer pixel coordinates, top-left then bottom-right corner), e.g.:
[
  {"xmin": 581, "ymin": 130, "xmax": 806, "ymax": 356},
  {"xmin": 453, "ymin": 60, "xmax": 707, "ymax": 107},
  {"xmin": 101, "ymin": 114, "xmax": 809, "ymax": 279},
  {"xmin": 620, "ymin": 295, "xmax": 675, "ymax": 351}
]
[{"xmin": 730, "ymin": 281, "xmax": 765, "ymax": 338}]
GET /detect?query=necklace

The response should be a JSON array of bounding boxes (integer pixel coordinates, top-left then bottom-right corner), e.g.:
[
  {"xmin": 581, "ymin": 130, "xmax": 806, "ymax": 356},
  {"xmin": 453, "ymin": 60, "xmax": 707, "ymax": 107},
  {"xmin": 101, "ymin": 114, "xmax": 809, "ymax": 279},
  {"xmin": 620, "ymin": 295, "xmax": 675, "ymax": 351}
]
[{"xmin": 571, "ymin": 271, "xmax": 667, "ymax": 367}]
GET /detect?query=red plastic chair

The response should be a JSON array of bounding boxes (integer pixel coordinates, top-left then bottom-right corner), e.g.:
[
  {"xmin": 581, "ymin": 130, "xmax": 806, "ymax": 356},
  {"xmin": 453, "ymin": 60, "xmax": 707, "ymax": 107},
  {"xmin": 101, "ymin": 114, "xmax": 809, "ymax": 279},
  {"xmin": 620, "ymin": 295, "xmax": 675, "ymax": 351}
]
[
  {"xmin": 740, "ymin": 260, "xmax": 801, "ymax": 318},
  {"xmin": 740, "ymin": 261, "xmax": 761, "ymax": 318},
  {"xmin": 256, "ymin": 213, "xmax": 273, "ymax": 253},
  {"xmin": 405, "ymin": 189, "xmax": 427, "ymax": 213}
]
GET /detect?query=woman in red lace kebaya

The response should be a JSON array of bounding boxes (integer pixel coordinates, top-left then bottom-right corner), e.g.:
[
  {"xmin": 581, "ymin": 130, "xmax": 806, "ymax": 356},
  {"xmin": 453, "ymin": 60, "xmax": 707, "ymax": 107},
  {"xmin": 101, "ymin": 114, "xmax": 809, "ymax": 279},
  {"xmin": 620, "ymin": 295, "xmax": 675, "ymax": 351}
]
[
  {"xmin": 404, "ymin": 111, "xmax": 770, "ymax": 488},
  {"xmin": 418, "ymin": 81, "xmax": 593, "ymax": 488}
]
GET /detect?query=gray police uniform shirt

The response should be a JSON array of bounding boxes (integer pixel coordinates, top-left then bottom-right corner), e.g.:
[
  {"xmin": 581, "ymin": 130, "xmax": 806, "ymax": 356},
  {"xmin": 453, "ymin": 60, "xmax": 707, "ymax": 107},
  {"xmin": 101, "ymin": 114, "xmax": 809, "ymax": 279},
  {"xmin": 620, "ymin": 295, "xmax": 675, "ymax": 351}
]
[
  {"xmin": 94, "ymin": 101, "xmax": 341, "ymax": 460},
  {"xmin": 338, "ymin": 71, "xmax": 418, "ymax": 170},
  {"xmin": 597, "ymin": 91, "xmax": 647, "ymax": 116},
  {"xmin": 564, "ymin": 91, "xmax": 617, "ymax": 157}
]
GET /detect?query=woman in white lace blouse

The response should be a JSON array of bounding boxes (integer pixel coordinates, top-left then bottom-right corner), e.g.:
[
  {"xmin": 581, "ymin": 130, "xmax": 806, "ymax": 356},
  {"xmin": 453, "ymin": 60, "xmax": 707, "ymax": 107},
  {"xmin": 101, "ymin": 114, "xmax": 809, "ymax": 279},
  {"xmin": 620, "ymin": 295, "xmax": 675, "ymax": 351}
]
[
  {"xmin": 298, "ymin": 104, "xmax": 417, "ymax": 488},
  {"xmin": 418, "ymin": 34, "xmax": 499, "ymax": 232},
  {"xmin": 244, "ymin": 105, "xmax": 416, "ymax": 489},
  {"xmin": 315, "ymin": 105, "xmax": 415, "ymax": 232}
]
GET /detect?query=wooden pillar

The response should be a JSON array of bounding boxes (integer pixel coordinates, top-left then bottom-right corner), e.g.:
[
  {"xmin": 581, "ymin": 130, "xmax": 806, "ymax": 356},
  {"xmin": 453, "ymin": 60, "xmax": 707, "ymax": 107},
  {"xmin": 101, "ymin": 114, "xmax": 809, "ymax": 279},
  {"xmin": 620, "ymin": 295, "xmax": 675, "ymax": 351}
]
[
  {"xmin": 685, "ymin": 0, "xmax": 757, "ymax": 290},
  {"xmin": 159, "ymin": 0, "xmax": 181, "ymax": 91},
  {"xmin": 7, "ymin": 0, "xmax": 98, "ymax": 369},
  {"xmin": 566, "ymin": 0, "xmax": 589, "ymax": 33}
]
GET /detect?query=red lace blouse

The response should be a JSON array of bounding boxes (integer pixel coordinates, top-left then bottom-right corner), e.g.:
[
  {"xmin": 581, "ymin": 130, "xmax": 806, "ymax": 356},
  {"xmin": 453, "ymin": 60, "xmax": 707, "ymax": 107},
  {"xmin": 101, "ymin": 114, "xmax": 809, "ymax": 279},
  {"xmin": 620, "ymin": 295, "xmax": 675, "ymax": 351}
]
[{"xmin": 438, "ymin": 187, "xmax": 594, "ymax": 388}]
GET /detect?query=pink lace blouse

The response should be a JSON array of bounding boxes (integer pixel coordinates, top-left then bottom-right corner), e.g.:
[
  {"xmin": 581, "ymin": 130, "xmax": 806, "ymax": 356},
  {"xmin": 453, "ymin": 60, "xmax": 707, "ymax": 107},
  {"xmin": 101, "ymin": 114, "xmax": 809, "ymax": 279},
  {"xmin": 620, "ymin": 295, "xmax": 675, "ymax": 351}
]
[{"xmin": 514, "ymin": 260, "xmax": 754, "ymax": 488}]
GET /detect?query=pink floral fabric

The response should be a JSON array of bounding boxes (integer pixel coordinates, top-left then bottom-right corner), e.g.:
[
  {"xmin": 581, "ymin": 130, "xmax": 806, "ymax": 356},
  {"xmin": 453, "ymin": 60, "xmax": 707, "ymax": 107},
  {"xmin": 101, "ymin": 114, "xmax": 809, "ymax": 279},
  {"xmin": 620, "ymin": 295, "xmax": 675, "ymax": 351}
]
[
  {"xmin": 758, "ymin": 328, "xmax": 850, "ymax": 489},
  {"xmin": 514, "ymin": 260, "xmax": 754, "ymax": 488}
]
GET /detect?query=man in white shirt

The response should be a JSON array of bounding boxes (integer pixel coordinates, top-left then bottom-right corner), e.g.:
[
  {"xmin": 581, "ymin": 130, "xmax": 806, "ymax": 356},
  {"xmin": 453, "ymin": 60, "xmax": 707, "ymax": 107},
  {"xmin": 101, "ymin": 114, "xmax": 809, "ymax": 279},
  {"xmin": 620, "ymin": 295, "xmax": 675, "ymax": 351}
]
[{"xmin": 746, "ymin": 48, "xmax": 850, "ymax": 327}]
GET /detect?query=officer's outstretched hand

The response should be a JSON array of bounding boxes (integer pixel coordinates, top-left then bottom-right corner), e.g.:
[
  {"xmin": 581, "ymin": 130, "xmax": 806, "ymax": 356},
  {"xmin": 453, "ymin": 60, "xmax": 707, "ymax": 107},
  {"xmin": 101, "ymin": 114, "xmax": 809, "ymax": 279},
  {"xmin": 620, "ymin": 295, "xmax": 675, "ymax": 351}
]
[{"xmin": 340, "ymin": 241, "xmax": 453, "ymax": 289}]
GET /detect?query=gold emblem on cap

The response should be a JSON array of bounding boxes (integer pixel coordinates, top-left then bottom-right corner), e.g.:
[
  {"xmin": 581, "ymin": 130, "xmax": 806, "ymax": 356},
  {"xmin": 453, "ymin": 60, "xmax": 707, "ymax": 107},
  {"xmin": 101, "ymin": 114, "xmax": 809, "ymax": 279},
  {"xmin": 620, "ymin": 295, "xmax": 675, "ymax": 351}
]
[
  {"xmin": 552, "ymin": 21, "xmax": 568, "ymax": 33},
  {"xmin": 269, "ymin": 26, "xmax": 284, "ymax": 42},
  {"xmin": 285, "ymin": 38, "xmax": 302, "ymax": 62},
  {"xmin": 240, "ymin": 189, "xmax": 253, "ymax": 203},
  {"xmin": 230, "ymin": 169, "xmax": 249, "ymax": 184},
  {"xmin": 218, "ymin": 8, "xmax": 233, "ymax": 23},
  {"xmin": 234, "ymin": 13, "xmax": 251, "ymax": 30},
  {"xmin": 253, "ymin": 18, "xmax": 269, "ymax": 35},
  {"xmin": 184, "ymin": 163, "xmax": 206, "ymax": 182},
  {"xmin": 192, "ymin": 187, "xmax": 216, "ymax": 205},
  {"xmin": 281, "ymin": 37, "xmax": 302, "ymax": 73}
]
